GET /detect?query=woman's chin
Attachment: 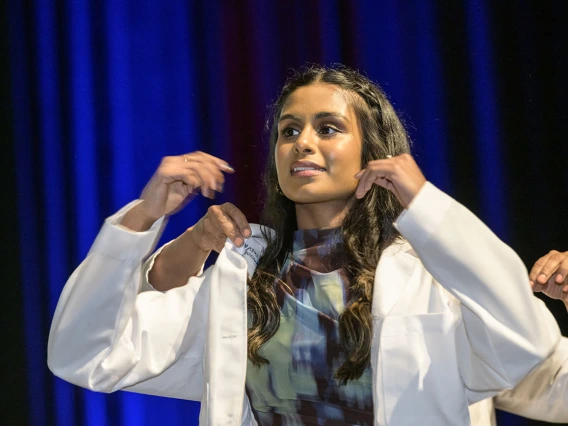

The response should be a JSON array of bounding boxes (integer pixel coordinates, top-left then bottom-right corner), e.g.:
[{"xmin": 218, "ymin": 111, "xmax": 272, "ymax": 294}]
[{"xmin": 283, "ymin": 189, "xmax": 354, "ymax": 205}]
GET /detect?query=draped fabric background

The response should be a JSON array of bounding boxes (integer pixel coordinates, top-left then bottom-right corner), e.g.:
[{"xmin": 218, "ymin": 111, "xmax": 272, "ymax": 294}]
[{"xmin": 3, "ymin": 0, "xmax": 568, "ymax": 425}]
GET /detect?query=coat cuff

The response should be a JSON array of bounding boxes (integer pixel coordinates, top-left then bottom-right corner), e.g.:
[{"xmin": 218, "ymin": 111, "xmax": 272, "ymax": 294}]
[
  {"xmin": 90, "ymin": 200, "xmax": 166, "ymax": 263},
  {"xmin": 140, "ymin": 240, "xmax": 172, "ymax": 292},
  {"xmin": 140, "ymin": 239, "xmax": 207, "ymax": 293},
  {"xmin": 394, "ymin": 182, "xmax": 454, "ymax": 249}
]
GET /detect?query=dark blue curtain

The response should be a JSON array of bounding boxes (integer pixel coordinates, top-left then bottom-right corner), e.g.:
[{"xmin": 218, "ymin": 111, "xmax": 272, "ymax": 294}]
[{"xmin": 6, "ymin": 0, "xmax": 568, "ymax": 425}]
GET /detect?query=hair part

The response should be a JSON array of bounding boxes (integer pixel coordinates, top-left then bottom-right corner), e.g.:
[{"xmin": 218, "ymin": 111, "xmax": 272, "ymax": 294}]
[{"xmin": 247, "ymin": 64, "xmax": 411, "ymax": 383}]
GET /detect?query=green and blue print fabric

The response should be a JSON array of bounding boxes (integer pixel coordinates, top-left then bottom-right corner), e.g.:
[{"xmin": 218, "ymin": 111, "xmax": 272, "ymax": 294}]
[{"xmin": 246, "ymin": 227, "xmax": 374, "ymax": 425}]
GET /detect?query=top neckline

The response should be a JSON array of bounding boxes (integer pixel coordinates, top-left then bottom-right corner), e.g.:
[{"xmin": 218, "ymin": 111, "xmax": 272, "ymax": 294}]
[{"xmin": 292, "ymin": 227, "xmax": 342, "ymax": 252}]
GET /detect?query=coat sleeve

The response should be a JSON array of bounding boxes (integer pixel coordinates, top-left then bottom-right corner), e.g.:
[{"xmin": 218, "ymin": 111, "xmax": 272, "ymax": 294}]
[
  {"xmin": 47, "ymin": 201, "xmax": 209, "ymax": 401},
  {"xmin": 493, "ymin": 336, "xmax": 568, "ymax": 422},
  {"xmin": 394, "ymin": 182, "xmax": 561, "ymax": 403}
]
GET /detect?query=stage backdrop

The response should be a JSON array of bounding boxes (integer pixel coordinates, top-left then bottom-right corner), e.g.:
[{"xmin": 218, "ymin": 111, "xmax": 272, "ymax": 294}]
[{"xmin": 7, "ymin": 0, "xmax": 568, "ymax": 425}]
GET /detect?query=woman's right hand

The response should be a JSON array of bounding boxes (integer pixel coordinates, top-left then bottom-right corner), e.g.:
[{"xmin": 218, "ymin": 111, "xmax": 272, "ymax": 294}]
[
  {"xmin": 191, "ymin": 203, "xmax": 251, "ymax": 252},
  {"xmin": 121, "ymin": 152, "xmax": 234, "ymax": 232},
  {"xmin": 137, "ymin": 152, "xmax": 234, "ymax": 221}
]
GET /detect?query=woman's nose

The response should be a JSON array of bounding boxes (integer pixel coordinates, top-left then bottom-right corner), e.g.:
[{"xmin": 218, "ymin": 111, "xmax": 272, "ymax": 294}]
[{"xmin": 294, "ymin": 131, "xmax": 316, "ymax": 153}]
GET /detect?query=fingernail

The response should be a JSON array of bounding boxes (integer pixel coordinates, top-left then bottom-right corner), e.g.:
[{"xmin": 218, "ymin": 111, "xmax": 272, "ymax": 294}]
[
  {"xmin": 529, "ymin": 280, "xmax": 534, "ymax": 288},
  {"xmin": 235, "ymin": 238, "xmax": 243, "ymax": 246},
  {"xmin": 556, "ymin": 274, "xmax": 563, "ymax": 283},
  {"xmin": 221, "ymin": 164, "xmax": 235, "ymax": 172},
  {"xmin": 243, "ymin": 229, "xmax": 251, "ymax": 238},
  {"xmin": 538, "ymin": 273, "xmax": 547, "ymax": 283},
  {"xmin": 563, "ymin": 285, "xmax": 568, "ymax": 292}
]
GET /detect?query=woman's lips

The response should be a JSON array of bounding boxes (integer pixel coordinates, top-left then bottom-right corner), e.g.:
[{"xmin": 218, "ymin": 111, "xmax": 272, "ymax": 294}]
[{"xmin": 290, "ymin": 169, "xmax": 325, "ymax": 177}]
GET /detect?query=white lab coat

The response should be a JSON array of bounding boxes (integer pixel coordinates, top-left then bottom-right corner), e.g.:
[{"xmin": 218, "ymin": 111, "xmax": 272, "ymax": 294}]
[{"xmin": 48, "ymin": 182, "xmax": 565, "ymax": 425}]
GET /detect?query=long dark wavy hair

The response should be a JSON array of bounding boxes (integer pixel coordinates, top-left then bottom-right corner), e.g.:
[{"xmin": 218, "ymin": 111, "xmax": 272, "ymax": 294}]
[{"xmin": 247, "ymin": 65, "xmax": 411, "ymax": 383}]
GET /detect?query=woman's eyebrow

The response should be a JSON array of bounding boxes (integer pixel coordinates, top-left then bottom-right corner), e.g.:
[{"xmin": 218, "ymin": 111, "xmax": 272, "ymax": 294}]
[
  {"xmin": 279, "ymin": 112, "xmax": 350, "ymax": 123},
  {"xmin": 313, "ymin": 111, "xmax": 350, "ymax": 122},
  {"xmin": 278, "ymin": 113, "xmax": 300, "ymax": 123}
]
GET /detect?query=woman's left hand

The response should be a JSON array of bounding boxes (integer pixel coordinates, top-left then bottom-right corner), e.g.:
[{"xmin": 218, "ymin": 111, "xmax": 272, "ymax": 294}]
[
  {"xmin": 529, "ymin": 250, "xmax": 568, "ymax": 305},
  {"xmin": 354, "ymin": 154, "xmax": 427, "ymax": 208}
]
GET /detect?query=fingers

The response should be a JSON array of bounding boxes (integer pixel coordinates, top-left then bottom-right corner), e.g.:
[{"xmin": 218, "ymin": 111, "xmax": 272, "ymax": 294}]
[
  {"xmin": 529, "ymin": 250, "xmax": 566, "ymax": 287},
  {"xmin": 204, "ymin": 206, "xmax": 239, "ymax": 250},
  {"xmin": 188, "ymin": 151, "xmax": 235, "ymax": 173},
  {"xmin": 190, "ymin": 161, "xmax": 225, "ymax": 199},
  {"xmin": 555, "ymin": 257, "xmax": 568, "ymax": 284},
  {"xmin": 179, "ymin": 152, "xmax": 233, "ymax": 199},
  {"xmin": 354, "ymin": 160, "xmax": 393, "ymax": 198},
  {"xmin": 529, "ymin": 256, "xmax": 544, "ymax": 288},
  {"xmin": 176, "ymin": 170, "xmax": 202, "ymax": 194},
  {"xmin": 182, "ymin": 152, "xmax": 234, "ymax": 173},
  {"xmin": 222, "ymin": 203, "xmax": 252, "ymax": 239},
  {"xmin": 533, "ymin": 273, "xmax": 568, "ymax": 301},
  {"xmin": 204, "ymin": 203, "xmax": 250, "ymax": 250},
  {"xmin": 353, "ymin": 154, "xmax": 425, "ymax": 208}
]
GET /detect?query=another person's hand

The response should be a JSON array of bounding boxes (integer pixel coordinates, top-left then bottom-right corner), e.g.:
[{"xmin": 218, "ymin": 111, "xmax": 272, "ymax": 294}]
[
  {"xmin": 122, "ymin": 152, "xmax": 234, "ymax": 231},
  {"xmin": 191, "ymin": 203, "xmax": 252, "ymax": 253},
  {"xmin": 529, "ymin": 250, "xmax": 568, "ymax": 305},
  {"xmin": 354, "ymin": 153, "xmax": 427, "ymax": 208}
]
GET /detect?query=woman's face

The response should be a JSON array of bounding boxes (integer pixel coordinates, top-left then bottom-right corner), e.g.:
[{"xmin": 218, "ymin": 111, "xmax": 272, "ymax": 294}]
[{"xmin": 276, "ymin": 83, "xmax": 363, "ymax": 205}]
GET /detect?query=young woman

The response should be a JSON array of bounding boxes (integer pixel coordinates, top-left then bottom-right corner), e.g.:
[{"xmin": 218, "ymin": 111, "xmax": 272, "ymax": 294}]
[{"xmin": 48, "ymin": 66, "xmax": 564, "ymax": 425}]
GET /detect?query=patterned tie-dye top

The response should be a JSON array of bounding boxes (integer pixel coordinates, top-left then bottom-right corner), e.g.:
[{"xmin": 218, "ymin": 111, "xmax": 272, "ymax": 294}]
[{"xmin": 245, "ymin": 227, "xmax": 374, "ymax": 425}]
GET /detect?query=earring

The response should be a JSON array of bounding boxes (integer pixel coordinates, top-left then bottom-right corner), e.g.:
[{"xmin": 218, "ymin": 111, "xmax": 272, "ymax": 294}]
[{"xmin": 275, "ymin": 183, "xmax": 283, "ymax": 195}]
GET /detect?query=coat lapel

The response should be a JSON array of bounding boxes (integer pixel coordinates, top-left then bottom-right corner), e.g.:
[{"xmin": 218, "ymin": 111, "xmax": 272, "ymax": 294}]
[
  {"xmin": 201, "ymin": 242, "xmax": 249, "ymax": 425},
  {"xmin": 372, "ymin": 241, "xmax": 417, "ymax": 318}
]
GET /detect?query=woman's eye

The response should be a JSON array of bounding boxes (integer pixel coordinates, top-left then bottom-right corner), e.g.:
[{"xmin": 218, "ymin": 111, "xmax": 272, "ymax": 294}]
[
  {"xmin": 319, "ymin": 125, "xmax": 339, "ymax": 135},
  {"xmin": 281, "ymin": 128, "xmax": 299, "ymax": 138}
]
